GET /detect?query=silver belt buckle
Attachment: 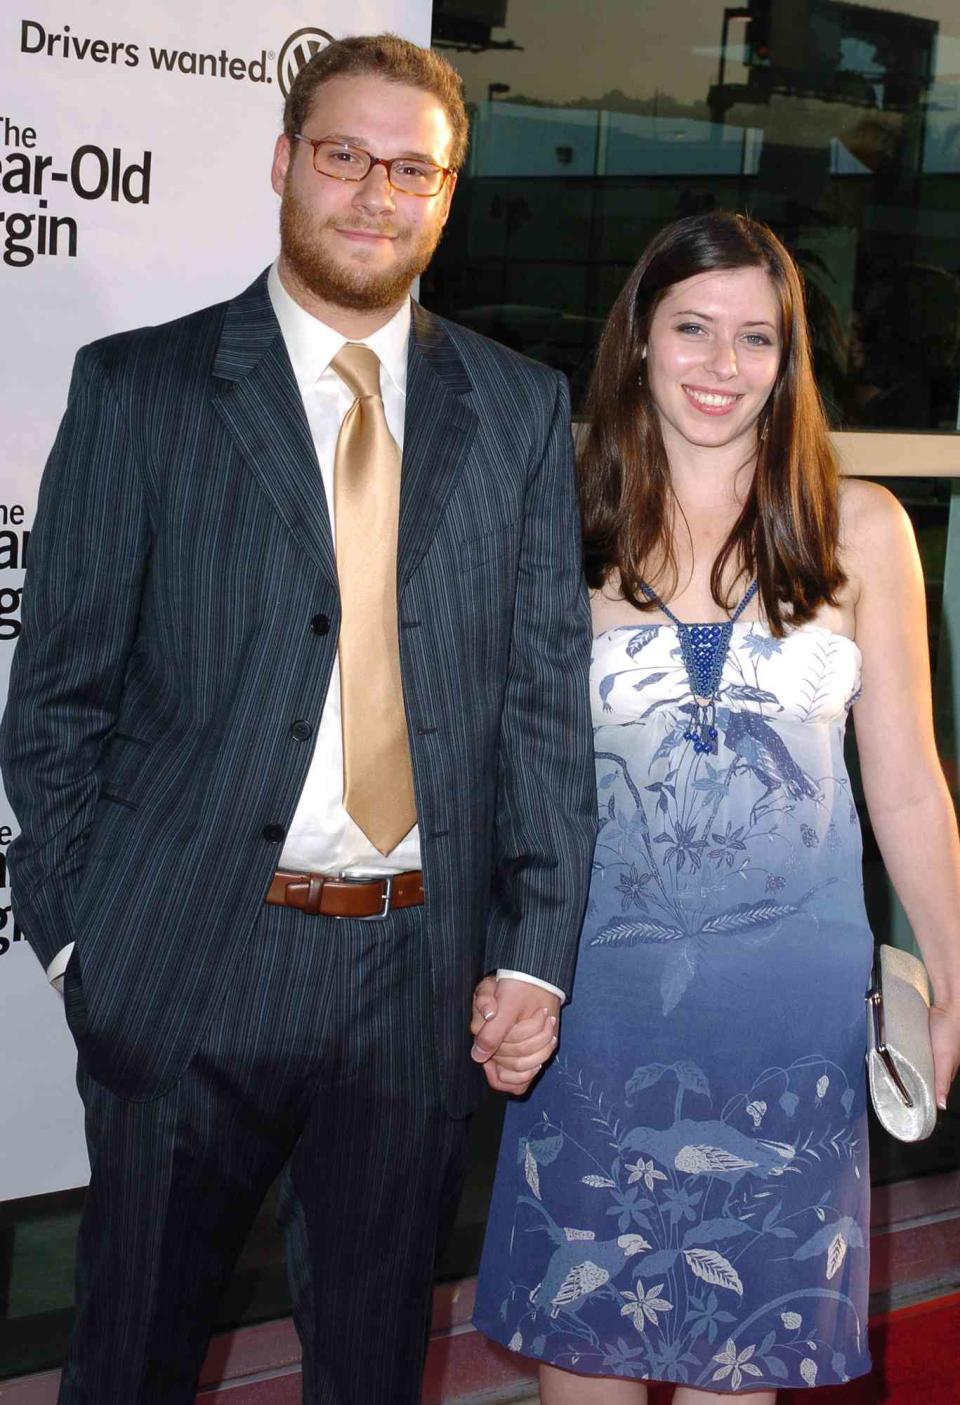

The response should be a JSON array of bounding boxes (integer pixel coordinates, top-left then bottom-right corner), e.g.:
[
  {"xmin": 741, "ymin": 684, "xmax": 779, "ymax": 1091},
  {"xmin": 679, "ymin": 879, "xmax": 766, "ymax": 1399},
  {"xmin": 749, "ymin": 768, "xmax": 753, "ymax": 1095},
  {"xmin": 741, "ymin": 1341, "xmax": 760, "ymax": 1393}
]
[{"xmin": 334, "ymin": 873, "xmax": 394, "ymax": 922}]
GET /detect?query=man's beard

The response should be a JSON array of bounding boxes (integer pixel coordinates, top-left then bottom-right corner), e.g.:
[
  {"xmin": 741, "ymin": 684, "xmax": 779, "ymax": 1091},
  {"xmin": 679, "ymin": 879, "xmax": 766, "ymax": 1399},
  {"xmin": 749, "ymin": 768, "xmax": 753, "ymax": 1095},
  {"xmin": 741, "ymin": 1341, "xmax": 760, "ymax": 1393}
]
[{"xmin": 279, "ymin": 185, "xmax": 443, "ymax": 312}]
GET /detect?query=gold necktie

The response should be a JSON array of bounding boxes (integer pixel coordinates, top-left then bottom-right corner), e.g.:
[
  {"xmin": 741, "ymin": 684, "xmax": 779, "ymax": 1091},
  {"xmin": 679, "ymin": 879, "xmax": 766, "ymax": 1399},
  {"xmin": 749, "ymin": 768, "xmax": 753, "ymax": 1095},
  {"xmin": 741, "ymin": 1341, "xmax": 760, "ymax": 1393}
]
[{"xmin": 331, "ymin": 344, "xmax": 416, "ymax": 854}]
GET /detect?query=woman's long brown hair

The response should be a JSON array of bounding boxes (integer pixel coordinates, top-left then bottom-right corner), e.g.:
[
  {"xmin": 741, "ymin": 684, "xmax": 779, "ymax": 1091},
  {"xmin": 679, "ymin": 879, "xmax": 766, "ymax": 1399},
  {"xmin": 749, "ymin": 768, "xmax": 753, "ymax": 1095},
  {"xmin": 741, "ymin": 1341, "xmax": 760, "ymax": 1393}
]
[{"xmin": 579, "ymin": 211, "xmax": 845, "ymax": 635}]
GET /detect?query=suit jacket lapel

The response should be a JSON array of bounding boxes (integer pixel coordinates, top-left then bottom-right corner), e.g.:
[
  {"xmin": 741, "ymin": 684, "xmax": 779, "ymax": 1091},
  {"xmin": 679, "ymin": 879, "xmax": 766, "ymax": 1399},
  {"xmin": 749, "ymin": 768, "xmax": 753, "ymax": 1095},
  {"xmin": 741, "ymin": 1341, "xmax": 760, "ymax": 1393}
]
[
  {"xmin": 211, "ymin": 270, "xmax": 337, "ymax": 585},
  {"xmin": 399, "ymin": 303, "xmax": 478, "ymax": 589}
]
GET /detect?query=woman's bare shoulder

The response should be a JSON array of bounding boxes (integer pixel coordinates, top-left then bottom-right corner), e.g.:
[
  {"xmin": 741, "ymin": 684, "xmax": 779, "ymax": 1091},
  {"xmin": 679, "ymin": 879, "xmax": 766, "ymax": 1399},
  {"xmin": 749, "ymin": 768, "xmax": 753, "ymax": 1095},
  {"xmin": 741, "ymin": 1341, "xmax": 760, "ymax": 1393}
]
[
  {"xmin": 839, "ymin": 478, "xmax": 918, "ymax": 597},
  {"xmin": 839, "ymin": 476, "xmax": 909, "ymax": 543}
]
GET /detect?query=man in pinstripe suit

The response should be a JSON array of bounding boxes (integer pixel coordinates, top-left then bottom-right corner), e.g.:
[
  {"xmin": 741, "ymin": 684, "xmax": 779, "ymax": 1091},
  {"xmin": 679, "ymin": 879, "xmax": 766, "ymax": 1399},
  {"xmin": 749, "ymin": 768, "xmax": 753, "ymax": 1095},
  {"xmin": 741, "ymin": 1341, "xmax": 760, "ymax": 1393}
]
[{"xmin": 1, "ymin": 35, "xmax": 595, "ymax": 1405}]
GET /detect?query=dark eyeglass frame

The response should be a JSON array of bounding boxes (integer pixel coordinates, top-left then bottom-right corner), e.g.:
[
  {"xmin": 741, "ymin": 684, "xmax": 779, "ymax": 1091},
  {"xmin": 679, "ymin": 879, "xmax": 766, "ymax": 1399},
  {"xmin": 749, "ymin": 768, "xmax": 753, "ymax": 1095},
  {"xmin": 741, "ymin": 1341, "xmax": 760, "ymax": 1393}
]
[{"xmin": 292, "ymin": 134, "xmax": 454, "ymax": 197}]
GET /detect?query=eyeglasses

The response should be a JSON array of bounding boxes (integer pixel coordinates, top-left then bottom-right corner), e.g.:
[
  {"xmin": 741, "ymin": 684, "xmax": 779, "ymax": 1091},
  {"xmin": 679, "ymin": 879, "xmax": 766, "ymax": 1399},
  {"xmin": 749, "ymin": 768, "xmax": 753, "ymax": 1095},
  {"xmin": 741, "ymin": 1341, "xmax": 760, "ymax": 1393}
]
[{"xmin": 292, "ymin": 135, "xmax": 453, "ymax": 198}]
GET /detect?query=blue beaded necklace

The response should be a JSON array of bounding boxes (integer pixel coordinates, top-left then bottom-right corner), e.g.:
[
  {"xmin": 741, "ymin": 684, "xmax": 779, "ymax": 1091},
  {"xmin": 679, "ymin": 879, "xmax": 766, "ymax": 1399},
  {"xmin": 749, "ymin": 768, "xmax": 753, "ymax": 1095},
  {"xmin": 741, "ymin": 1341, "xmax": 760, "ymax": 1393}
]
[{"xmin": 638, "ymin": 578, "xmax": 759, "ymax": 755}]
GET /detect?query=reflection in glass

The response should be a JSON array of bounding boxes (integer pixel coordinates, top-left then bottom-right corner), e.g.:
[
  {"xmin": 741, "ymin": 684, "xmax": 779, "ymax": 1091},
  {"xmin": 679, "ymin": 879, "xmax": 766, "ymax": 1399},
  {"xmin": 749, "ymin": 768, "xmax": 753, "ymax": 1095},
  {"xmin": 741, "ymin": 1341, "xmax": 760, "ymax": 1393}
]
[{"xmin": 429, "ymin": 0, "xmax": 960, "ymax": 429}]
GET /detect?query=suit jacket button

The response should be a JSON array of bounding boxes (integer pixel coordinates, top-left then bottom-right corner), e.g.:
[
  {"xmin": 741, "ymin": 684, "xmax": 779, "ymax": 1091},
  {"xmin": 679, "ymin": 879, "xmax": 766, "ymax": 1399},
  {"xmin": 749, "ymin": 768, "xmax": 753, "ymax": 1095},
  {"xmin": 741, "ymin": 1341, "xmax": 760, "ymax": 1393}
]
[
  {"xmin": 262, "ymin": 824, "xmax": 285, "ymax": 843},
  {"xmin": 311, "ymin": 614, "xmax": 330, "ymax": 635},
  {"xmin": 290, "ymin": 720, "xmax": 313, "ymax": 741}
]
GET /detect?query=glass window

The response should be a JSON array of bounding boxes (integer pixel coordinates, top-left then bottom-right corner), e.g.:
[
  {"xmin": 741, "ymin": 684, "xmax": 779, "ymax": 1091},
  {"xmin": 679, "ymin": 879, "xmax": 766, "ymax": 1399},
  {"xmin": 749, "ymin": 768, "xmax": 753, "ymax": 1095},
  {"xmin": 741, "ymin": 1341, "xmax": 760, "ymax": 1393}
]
[{"xmin": 425, "ymin": 0, "xmax": 960, "ymax": 426}]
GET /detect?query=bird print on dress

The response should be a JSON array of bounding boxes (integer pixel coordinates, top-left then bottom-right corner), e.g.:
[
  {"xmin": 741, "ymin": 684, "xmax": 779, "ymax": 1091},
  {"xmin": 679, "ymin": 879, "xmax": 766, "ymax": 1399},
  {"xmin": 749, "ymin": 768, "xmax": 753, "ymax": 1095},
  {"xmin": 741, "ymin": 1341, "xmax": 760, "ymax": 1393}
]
[
  {"xmin": 723, "ymin": 711, "xmax": 822, "ymax": 813},
  {"xmin": 517, "ymin": 1194, "xmax": 650, "ymax": 1320}
]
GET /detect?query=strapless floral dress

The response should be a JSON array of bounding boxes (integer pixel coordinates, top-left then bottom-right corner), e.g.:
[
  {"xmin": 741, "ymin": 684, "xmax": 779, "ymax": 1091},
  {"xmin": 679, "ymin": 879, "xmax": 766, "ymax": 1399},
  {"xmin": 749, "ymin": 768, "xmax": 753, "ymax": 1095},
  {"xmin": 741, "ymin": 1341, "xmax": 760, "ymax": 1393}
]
[{"xmin": 474, "ymin": 621, "xmax": 873, "ymax": 1391}]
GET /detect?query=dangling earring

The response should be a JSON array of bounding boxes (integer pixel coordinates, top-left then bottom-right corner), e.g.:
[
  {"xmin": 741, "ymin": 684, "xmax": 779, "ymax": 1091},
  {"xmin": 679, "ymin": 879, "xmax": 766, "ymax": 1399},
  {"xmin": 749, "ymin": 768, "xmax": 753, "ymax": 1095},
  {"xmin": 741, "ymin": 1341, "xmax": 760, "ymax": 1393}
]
[{"xmin": 637, "ymin": 366, "xmax": 644, "ymax": 388}]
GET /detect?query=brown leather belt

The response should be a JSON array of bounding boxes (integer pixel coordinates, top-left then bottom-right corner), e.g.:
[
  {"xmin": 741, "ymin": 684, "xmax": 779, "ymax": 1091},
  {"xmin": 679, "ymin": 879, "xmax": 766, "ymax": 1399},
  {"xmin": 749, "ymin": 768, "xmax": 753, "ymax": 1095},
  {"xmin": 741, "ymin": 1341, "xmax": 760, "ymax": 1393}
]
[{"xmin": 266, "ymin": 869, "xmax": 424, "ymax": 921}]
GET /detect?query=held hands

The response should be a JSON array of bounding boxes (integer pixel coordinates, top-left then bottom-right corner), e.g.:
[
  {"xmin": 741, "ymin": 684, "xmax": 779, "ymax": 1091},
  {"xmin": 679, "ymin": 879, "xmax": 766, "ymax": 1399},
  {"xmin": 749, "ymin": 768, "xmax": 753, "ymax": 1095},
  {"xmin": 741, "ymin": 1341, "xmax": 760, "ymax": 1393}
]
[
  {"xmin": 470, "ymin": 976, "xmax": 560, "ymax": 1095},
  {"xmin": 930, "ymin": 1003, "xmax": 960, "ymax": 1112}
]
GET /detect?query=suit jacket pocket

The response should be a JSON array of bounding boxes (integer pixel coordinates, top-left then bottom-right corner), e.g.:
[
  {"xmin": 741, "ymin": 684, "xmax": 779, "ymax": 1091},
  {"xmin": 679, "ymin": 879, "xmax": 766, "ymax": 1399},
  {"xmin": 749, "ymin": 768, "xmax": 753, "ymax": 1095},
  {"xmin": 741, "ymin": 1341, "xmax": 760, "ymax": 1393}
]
[
  {"xmin": 459, "ymin": 523, "xmax": 518, "ymax": 574},
  {"xmin": 63, "ymin": 944, "xmax": 88, "ymax": 1044},
  {"xmin": 99, "ymin": 730, "xmax": 152, "ymax": 808},
  {"xmin": 84, "ymin": 791, "xmax": 139, "ymax": 862}
]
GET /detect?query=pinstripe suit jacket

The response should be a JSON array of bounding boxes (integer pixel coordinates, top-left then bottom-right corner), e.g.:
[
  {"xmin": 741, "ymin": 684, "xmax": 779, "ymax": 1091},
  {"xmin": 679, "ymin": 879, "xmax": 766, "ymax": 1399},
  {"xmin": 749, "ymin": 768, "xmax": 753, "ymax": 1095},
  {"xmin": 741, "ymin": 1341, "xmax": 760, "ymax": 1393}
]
[{"xmin": 1, "ymin": 269, "xmax": 596, "ymax": 1113}]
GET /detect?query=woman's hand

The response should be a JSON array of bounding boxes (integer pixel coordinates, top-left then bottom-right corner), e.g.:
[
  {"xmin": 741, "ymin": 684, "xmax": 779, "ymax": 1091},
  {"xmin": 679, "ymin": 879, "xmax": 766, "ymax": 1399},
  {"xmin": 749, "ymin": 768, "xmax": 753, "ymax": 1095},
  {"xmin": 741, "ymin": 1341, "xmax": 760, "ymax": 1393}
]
[
  {"xmin": 469, "ymin": 975, "xmax": 560, "ymax": 1089},
  {"xmin": 930, "ymin": 1004, "xmax": 960, "ymax": 1111}
]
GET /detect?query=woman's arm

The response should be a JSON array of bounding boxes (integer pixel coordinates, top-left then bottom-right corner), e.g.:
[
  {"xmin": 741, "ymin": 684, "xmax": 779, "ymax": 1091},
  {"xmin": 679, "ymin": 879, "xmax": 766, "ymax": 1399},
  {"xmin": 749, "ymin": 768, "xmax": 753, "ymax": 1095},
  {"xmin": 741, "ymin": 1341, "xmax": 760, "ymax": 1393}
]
[{"xmin": 847, "ymin": 479, "xmax": 960, "ymax": 1109}]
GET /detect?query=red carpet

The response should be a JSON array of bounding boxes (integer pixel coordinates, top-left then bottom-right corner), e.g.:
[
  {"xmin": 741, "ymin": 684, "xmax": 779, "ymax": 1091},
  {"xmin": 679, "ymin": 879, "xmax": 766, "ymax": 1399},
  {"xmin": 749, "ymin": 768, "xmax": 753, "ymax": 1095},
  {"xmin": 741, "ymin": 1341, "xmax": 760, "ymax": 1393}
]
[{"xmin": 646, "ymin": 1293, "xmax": 960, "ymax": 1404}]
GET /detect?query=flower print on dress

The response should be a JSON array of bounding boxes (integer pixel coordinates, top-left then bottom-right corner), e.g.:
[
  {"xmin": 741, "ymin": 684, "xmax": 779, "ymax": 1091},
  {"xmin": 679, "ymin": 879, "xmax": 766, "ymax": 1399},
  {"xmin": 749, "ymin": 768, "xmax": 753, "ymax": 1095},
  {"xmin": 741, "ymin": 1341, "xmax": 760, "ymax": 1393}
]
[
  {"xmin": 626, "ymin": 1157, "xmax": 668, "ymax": 1191},
  {"xmin": 617, "ymin": 865, "xmax": 654, "ymax": 910},
  {"xmin": 685, "ymin": 1290, "xmax": 738, "ymax": 1347},
  {"xmin": 742, "ymin": 628, "xmax": 784, "ymax": 661},
  {"xmin": 654, "ymin": 821, "xmax": 710, "ymax": 873},
  {"xmin": 708, "ymin": 821, "xmax": 748, "ymax": 868},
  {"xmin": 620, "ymin": 1281, "xmax": 674, "ymax": 1331},
  {"xmin": 712, "ymin": 1340, "xmax": 765, "ymax": 1390}
]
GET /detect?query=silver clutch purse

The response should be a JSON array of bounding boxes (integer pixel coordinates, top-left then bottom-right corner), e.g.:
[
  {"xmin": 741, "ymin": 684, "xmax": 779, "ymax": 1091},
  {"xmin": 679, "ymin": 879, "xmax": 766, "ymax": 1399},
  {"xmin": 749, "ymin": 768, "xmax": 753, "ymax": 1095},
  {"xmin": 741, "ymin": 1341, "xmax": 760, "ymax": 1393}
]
[{"xmin": 865, "ymin": 944, "xmax": 937, "ymax": 1142}]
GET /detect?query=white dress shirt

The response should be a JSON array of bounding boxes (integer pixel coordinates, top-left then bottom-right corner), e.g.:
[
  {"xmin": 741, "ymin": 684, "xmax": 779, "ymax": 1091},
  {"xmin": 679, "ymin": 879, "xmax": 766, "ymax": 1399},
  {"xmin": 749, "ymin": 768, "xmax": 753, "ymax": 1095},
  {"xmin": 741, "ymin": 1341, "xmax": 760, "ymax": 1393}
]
[{"xmin": 47, "ymin": 265, "xmax": 563, "ymax": 1002}]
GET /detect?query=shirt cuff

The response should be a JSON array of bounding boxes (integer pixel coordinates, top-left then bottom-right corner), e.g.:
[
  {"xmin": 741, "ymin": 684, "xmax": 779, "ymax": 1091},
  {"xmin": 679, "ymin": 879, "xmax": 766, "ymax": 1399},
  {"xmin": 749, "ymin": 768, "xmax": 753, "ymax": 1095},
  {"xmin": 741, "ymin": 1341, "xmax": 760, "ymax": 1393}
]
[
  {"xmin": 46, "ymin": 942, "xmax": 74, "ymax": 993},
  {"xmin": 496, "ymin": 969, "xmax": 566, "ymax": 1004}
]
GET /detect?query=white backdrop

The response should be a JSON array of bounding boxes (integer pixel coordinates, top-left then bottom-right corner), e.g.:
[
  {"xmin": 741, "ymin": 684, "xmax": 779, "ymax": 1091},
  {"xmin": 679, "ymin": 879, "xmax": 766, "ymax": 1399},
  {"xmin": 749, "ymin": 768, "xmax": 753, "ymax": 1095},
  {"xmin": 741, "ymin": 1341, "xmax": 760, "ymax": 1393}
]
[{"xmin": 0, "ymin": 0, "xmax": 431, "ymax": 1201}]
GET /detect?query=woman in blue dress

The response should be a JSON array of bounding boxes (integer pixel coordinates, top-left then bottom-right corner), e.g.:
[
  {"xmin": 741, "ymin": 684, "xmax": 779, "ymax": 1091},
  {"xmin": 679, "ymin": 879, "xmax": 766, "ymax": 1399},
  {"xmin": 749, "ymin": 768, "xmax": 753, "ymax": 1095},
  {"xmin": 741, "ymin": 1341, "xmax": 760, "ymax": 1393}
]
[{"xmin": 471, "ymin": 212, "xmax": 960, "ymax": 1401}]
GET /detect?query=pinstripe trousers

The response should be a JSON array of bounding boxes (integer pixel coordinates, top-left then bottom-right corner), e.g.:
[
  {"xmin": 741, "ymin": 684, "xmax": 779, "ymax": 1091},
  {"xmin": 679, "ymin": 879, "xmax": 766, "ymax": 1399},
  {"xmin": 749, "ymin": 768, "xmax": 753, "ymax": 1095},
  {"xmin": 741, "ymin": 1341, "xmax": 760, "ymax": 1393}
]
[{"xmin": 58, "ymin": 900, "xmax": 469, "ymax": 1405}]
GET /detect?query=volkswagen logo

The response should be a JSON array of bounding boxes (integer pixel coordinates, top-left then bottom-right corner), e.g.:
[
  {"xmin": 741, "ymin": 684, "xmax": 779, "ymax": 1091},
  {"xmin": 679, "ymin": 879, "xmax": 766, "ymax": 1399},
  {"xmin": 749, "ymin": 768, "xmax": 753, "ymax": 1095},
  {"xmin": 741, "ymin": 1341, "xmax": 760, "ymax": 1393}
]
[{"xmin": 277, "ymin": 27, "xmax": 334, "ymax": 97}]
